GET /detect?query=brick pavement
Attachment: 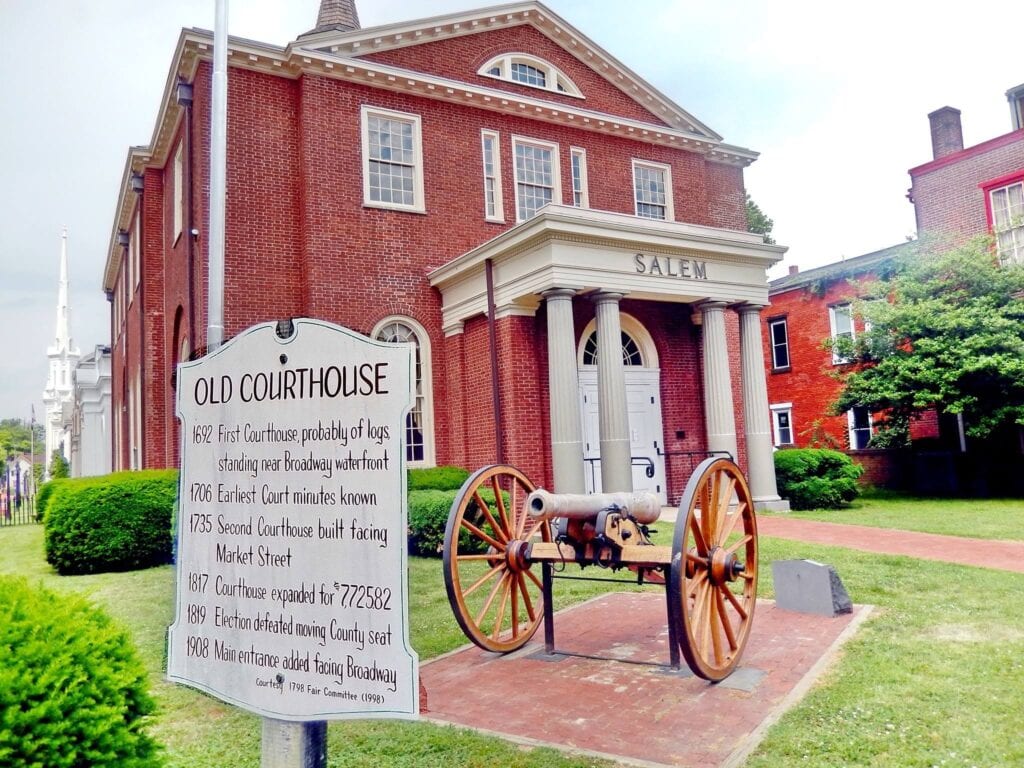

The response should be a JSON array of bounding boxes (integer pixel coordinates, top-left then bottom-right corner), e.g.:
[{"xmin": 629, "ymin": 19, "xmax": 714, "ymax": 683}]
[
  {"xmin": 756, "ymin": 516, "xmax": 1024, "ymax": 573},
  {"xmin": 422, "ymin": 592, "xmax": 871, "ymax": 768}
]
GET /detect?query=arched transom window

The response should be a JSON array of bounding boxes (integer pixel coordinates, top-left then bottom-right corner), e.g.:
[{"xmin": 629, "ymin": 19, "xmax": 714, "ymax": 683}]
[
  {"xmin": 373, "ymin": 317, "xmax": 435, "ymax": 466},
  {"xmin": 581, "ymin": 330, "xmax": 644, "ymax": 367},
  {"xmin": 478, "ymin": 53, "xmax": 583, "ymax": 98}
]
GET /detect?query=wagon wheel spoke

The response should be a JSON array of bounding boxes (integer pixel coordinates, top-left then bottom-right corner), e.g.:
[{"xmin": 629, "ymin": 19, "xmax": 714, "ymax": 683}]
[
  {"xmin": 460, "ymin": 518, "xmax": 505, "ymax": 553},
  {"xmin": 475, "ymin": 568, "xmax": 509, "ymax": 627},
  {"xmin": 522, "ymin": 518, "xmax": 546, "ymax": 542},
  {"xmin": 719, "ymin": 501, "xmax": 745, "ymax": 544},
  {"xmin": 722, "ymin": 583, "xmax": 748, "ymax": 621},
  {"xmin": 463, "ymin": 562, "xmax": 506, "ymax": 598},
  {"xmin": 490, "ymin": 476, "xmax": 513, "ymax": 539},
  {"xmin": 472, "ymin": 490, "xmax": 508, "ymax": 544},
  {"xmin": 716, "ymin": 587, "xmax": 738, "ymax": 651},
  {"xmin": 689, "ymin": 514, "xmax": 709, "ymax": 556},
  {"xmin": 513, "ymin": 478, "xmax": 530, "ymax": 539},
  {"xmin": 510, "ymin": 575, "xmax": 520, "ymax": 636},
  {"xmin": 491, "ymin": 575, "xmax": 513, "ymax": 641},
  {"xmin": 516, "ymin": 572, "xmax": 537, "ymax": 622},
  {"xmin": 725, "ymin": 534, "xmax": 753, "ymax": 556},
  {"xmin": 714, "ymin": 476, "xmax": 737, "ymax": 543},
  {"xmin": 709, "ymin": 590, "xmax": 724, "ymax": 665}
]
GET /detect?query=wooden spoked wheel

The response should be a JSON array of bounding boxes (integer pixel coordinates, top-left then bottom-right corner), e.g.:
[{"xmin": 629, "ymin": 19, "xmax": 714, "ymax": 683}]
[
  {"xmin": 668, "ymin": 457, "xmax": 758, "ymax": 681},
  {"xmin": 443, "ymin": 464, "xmax": 552, "ymax": 653}
]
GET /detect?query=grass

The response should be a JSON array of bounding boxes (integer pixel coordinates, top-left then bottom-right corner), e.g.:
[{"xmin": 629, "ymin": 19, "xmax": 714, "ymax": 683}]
[
  {"xmin": 4, "ymin": 506, "xmax": 1024, "ymax": 767},
  {"xmin": 765, "ymin": 492, "xmax": 1024, "ymax": 541}
]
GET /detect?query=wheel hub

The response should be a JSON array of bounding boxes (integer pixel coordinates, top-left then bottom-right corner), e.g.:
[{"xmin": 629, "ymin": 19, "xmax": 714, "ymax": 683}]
[
  {"xmin": 708, "ymin": 546, "xmax": 744, "ymax": 586},
  {"xmin": 504, "ymin": 539, "xmax": 530, "ymax": 573}
]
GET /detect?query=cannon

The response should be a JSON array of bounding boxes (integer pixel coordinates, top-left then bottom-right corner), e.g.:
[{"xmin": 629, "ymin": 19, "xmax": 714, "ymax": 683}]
[{"xmin": 442, "ymin": 457, "xmax": 758, "ymax": 681}]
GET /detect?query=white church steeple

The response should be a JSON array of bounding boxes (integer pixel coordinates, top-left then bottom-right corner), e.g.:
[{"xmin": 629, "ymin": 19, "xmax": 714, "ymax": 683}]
[{"xmin": 42, "ymin": 227, "xmax": 80, "ymax": 476}]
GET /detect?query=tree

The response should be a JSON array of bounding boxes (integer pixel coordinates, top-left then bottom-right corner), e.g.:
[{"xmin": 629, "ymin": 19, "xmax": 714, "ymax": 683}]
[
  {"xmin": 0, "ymin": 418, "xmax": 43, "ymax": 455},
  {"xmin": 49, "ymin": 449, "xmax": 70, "ymax": 479},
  {"xmin": 833, "ymin": 238, "xmax": 1024, "ymax": 440},
  {"xmin": 745, "ymin": 193, "xmax": 775, "ymax": 245}
]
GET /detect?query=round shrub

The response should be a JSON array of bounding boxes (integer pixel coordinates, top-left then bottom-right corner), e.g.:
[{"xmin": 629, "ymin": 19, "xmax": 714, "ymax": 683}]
[
  {"xmin": 0, "ymin": 576, "xmax": 162, "ymax": 767},
  {"xmin": 408, "ymin": 487, "xmax": 508, "ymax": 557},
  {"xmin": 45, "ymin": 470, "xmax": 178, "ymax": 575},
  {"xmin": 408, "ymin": 465, "xmax": 470, "ymax": 492},
  {"xmin": 774, "ymin": 448, "xmax": 864, "ymax": 510}
]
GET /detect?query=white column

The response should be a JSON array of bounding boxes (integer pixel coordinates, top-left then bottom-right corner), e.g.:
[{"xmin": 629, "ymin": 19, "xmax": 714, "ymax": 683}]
[
  {"xmin": 698, "ymin": 301, "xmax": 738, "ymax": 460},
  {"xmin": 593, "ymin": 292, "xmax": 632, "ymax": 493},
  {"xmin": 738, "ymin": 303, "xmax": 787, "ymax": 510},
  {"xmin": 543, "ymin": 289, "xmax": 585, "ymax": 494}
]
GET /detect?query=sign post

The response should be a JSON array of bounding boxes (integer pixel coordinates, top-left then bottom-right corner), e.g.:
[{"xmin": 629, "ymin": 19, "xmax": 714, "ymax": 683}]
[{"xmin": 169, "ymin": 319, "xmax": 419, "ymax": 762}]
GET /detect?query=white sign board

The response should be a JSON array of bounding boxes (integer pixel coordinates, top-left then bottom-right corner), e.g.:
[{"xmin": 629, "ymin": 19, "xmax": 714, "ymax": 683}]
[{"xmin": 168, "ymin": 319, "xmax": 419, "ymax": 721}]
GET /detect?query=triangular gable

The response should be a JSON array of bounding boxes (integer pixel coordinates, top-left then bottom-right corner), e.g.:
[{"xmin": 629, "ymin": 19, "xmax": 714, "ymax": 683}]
[{"xmin": 288, "ymin": 1, "xmax": 722, "ymax": 141}]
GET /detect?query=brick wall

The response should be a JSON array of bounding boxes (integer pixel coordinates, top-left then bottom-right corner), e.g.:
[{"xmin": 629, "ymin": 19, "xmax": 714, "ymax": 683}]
[{"xmin": 910, "ymin": 130, "xmax": 1024, "ymax": 240}]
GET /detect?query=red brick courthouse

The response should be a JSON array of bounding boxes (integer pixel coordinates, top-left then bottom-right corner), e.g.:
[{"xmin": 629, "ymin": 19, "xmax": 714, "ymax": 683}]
[{"xmin": 102, "ymin": 0, "xmax": 788, "ymax": 508}]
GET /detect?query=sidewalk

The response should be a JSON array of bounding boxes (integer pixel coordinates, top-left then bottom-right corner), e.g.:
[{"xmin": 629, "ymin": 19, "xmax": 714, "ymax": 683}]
[{"xmin": 756, "ymin": 516, "xmax": 1024, "ymax": 573}]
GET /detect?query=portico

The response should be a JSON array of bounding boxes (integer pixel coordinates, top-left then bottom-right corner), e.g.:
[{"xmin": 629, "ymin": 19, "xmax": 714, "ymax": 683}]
[{"xmin": 429, "ymin": 205, "xmax": 789, "ymax": 510}]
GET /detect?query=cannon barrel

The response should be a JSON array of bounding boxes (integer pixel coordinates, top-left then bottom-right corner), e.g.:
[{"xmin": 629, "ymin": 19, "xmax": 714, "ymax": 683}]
[{"xmin": 525, "ymin": 489, "xmax": 662, "ymax": 525}]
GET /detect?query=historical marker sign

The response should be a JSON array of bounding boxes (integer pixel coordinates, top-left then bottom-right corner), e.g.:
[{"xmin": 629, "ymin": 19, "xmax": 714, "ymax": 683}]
[{"xmin": 168, "ymin": 319, "xmax": 419, "ymax": 721}]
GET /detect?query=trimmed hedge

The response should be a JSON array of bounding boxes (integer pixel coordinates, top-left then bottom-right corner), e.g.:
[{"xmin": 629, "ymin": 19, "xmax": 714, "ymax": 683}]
[
  {"xmin": 408, "ymin": 465, "xmax": 470, "ymax": 492},
  {"xmin": 774, "ymin": 448, "xmax": 864, "ymax": 510},
  {"xmin": 44, "ymin": 470, "xmax": 178, "ymax": 575},
  {"xmin": 34, "ymin": 478, "xmax": 69, "ymax": 522},
  {"xmin": 408, "ymin": 487, "xmax": 507, "ymax": 557},
  {"xmin": 0, "ymin": 576, "xmax": 162, "ymax": 767}
]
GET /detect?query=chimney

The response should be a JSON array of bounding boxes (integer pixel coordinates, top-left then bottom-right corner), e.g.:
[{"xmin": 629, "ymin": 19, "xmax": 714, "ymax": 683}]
[
  {"xmin": 788, "ymin": 265, "xmax": 799, "ymax": 276},
  {"xmin": 1007, "ymin": 83, "xmax": 1024, "ymax": 131},
  {"xmin": 928, "ymin": 106, "xmax": 964, "ymax": 160}
]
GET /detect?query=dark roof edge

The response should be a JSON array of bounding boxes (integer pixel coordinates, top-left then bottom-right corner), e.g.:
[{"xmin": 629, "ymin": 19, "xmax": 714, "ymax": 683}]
[{"xmin": 769, "ymin": 241, "xmax": 916, "ymax": 294}]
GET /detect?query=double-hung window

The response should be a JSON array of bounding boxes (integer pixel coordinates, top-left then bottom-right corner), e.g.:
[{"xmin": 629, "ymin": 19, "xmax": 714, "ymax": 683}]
[
  {"xmin": 512, "ymin": 136, "xmax": 560, "ymax": 222},
  {"xmin": 768, "ymin": 317, "xmax": 790, "ymax": 370},
  {"xmin": 481, "ymin": 130, "xmax": 504, "ymax": 222},
  {"xmin": 848, "ymin": 406, "xmax": 873, "ymax": 450},
  {"xmin": 770, "ymin": 404, "xmax": 794, "ymax": 447},
  {"xmin": 361, "ymin": 106, "xmax": 425, "ymax": 212},
  {"xmin": 570, "ymin": 147, "xmax": 588, "ymax": 208},
  {"xmin": 632, "ymin": 159, "xmax": 673, "ymax": 220},
  {"xmin": 829, "ymin": 303, "xmax": 854, "ymax": 364},
  {"xmin": 990, "ymin": 180, "xmax": 1024, "ymax": 264}
]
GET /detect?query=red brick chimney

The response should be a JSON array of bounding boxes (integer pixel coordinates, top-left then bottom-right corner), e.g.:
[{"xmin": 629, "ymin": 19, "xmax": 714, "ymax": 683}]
[
  {"xmin": 788, "ymin": 265, "xmax": 799, "ymax": 276},
  {"xmin": 928, "ymin": 106, "xmax": 964, "ymax": 160}
]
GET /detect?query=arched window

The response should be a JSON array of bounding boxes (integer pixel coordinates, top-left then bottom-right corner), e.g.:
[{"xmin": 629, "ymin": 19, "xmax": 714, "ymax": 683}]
[
  {"xmin": 577, "ymin": 313, "xmax": 659, "ymax": 369},
  {"xmin": 581, "ymin": 330, "xmax": 643, "ymax": 366},
  {"xmin": 373, "ymin": 317, "xmax": 435, "ymax": 466},
  {"xmin": 478, "ymin": 53, "xmax": 583, "ymax": 98}
]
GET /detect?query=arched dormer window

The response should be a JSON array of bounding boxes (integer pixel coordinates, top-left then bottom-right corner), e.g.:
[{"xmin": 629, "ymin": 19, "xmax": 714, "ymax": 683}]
[{"xmin": 478, "ymin": 53, "xmax": 583, "ymax": 98}]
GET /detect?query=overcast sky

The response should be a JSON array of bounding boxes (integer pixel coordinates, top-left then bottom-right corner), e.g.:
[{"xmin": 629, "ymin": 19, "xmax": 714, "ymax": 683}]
[{"xmin": 1, "ymin": 0, "xmax": 1021, "ymax": 425}]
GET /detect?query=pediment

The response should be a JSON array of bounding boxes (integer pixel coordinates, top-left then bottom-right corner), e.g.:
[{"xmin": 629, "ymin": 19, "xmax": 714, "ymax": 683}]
[{"xmin": 288, "ymin": 2, "xmax": 721, "ymax": 141}]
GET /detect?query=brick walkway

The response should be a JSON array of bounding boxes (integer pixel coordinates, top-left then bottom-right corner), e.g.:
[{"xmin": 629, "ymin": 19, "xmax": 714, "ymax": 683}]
[
  {"xmin": 757, "ymin": 517, "xmax": 1024, "ymax": 573},
  {"xmin": 422, "ymin": 593, "xmax": 871, "ymax": 768}
]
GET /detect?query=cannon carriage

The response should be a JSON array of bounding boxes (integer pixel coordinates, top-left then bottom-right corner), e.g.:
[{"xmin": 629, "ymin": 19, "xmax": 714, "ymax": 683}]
[{"xmin": 442, "ymin": 456, "xmax": 758, "ymax": 681}]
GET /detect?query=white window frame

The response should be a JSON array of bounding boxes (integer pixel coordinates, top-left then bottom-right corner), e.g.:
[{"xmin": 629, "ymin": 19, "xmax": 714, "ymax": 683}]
[
  {"xmin": 360, "ymin": 105, "xmax": 426, "ymax": 214},
  {"xmin": 372, "ymin": 316, "xmax": 435, "ymax": 468},
  {"xmin": 480, "ymin": 129, "xmax": 504, "ymax": 222},
  {"xmin": 770, "ymin": 403, "xmax": 794, "ymax": 447},
  {"xmin": 829, "ymin": 303, "xmax": 855, "ymax": 364},
  {"xmin": 847, "ymin": 406, "xmax": 873, "ymax": 450},
  {"xmin": 631, "ymin": 159, "xmax": 674, "ymax": 221},
  {"xmin": 173, "ymin": 142, "xmax": 183, "ymax": 242},
  {"xmin": 478, "ymin": 53, "xmax": 583, "ymax": 98},
  {"xmin": 768, "ymin": 317, "xmax": 790, "ymax": 370},
  {"xmin": 570, "ymin": 146, "xmax": 589, "ymax": 208},
  {"xmin": 990, "ymin": 180, "xmax": 1024, "ymax": 264},
  {"xmin": 132, "ymin": 213, "xmax": 141, "ymax": 292},
  {"xmin": 512, "ymin": 135, "xmax": 561, "ymax": 222}
]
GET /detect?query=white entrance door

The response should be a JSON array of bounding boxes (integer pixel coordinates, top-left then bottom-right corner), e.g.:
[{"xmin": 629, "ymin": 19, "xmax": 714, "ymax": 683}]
[{"xmin": 579, "ymin": 369, "xmax": 667, "ymax": 503}]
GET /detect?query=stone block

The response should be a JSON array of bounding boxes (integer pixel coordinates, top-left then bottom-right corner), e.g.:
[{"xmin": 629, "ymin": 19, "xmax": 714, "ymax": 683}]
[{"xmin": 771, "ymin": 559, "xmax": 852, "ymax": 617}]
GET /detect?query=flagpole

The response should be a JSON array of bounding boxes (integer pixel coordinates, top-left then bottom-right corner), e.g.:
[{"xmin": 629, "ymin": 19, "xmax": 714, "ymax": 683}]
[{"xmin": 208, "ymin": 0, "xmax": 227, "ymax": 354}]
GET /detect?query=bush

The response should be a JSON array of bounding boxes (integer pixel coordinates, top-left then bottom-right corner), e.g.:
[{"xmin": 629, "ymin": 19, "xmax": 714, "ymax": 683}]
[
  {"xmin": 408, "ymin": 486, "xmax": 508, "ymax": 557},
  {"xmin": 0, "ymin": 576, "xmax": 162, "ymax": 767},
  {"xmin": 45, "ymin": 470, "xmax": 178, "ymax": 575},
  {"xmin": 408, "ymin": 465, "xmax": 470, "ymax": 492},
  {"xmin": 774, "ymin": 448, "xmax": 864, "ymax": 510},
  {"xmin": 34, "ymin": 477, "xmax": 69, "ymax": 521}
]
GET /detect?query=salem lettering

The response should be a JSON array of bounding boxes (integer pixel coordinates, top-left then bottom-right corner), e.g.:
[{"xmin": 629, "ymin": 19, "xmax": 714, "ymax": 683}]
[{"xmin": 634, "ymin": 253, "xmax": 708, "ymax": 280}]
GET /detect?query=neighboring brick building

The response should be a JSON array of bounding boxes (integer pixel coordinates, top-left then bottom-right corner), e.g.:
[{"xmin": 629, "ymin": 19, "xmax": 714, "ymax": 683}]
[
  {"xmin": 102, "ymin": 0, "xmax": 788, "ymax": 507},
  {"xmin": 763, "ymin": 84, "xmax": 1024, "ymax": 484}
]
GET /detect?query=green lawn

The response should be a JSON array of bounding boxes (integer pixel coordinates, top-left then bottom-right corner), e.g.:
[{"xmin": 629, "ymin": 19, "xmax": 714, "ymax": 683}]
[
  {"xmin": 3, "ymin": 513, "xmax": 1023, "ymax": 767},
  {"xmin": 766, "ymin": 493, "xmax": 1024, "ymax": 541}
]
